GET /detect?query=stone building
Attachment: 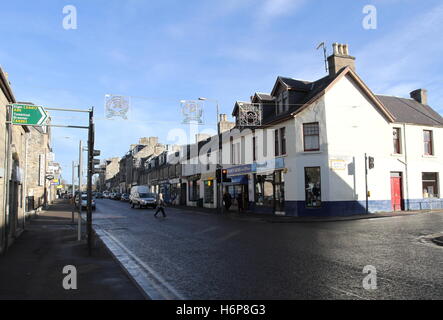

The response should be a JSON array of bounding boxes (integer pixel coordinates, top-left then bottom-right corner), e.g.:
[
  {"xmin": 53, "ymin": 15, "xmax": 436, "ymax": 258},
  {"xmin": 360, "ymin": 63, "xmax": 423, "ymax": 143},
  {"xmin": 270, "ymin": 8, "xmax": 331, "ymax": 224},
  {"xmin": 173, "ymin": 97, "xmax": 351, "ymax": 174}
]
[
  {"xmin": 0, "ymin": 67, "xmax": 29, "ymax": 253},
  {"xmin": 24, "ymin": 125, "xmax": 52, "ymax": 214}
]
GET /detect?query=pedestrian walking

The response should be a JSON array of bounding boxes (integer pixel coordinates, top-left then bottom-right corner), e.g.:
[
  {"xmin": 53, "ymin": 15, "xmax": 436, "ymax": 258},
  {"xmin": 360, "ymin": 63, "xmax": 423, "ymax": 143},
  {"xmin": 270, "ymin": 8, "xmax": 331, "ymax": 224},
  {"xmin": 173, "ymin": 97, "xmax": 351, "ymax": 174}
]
[
  {"xmin": 223, "ymin": 192, "xmax": 232, "ymax": 211},
  {"xmin": 154, "ymin": 193, "xmax": 167, "ymax": 218}
]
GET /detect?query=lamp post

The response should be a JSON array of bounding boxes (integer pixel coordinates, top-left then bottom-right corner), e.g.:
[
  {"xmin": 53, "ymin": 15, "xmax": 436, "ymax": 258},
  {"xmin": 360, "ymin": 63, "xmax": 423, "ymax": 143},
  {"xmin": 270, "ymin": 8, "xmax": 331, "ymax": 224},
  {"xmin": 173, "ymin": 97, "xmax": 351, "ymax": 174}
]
[{"xmin": 198, "ymin": 97, "xmax": 222, "ymax": 213}]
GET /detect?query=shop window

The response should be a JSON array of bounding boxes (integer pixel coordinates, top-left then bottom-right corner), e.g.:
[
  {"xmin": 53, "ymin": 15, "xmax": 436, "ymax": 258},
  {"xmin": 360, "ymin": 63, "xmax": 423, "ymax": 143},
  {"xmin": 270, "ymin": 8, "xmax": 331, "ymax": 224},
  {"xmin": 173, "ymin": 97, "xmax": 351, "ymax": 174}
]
[
  {"xmin": 204, "ymin": 180, "xmax": 214, "ymax": 203},
  {"xmin": 393, "ymin": 128, "xmax": 401, "ymax": 154},
  {"xmin": 189, "ymin": 180, "xmax": 200, "ymax": 201},
  {"xmin": 255, "ymin": 174, "xmax": 274, "ymax": 207},
  {"xmin": 422, "ymin": 172, "xmax": 439, "ymax": 198},
  {"xmin": 305, "ymin": 167, "xmax": 321, "ymax": 207},
  {"xmin": 423, "ymin": 130, "xmax": 433, "ymax": 155},
  {"xmin": 303, "ymin": 122, "xmax": 320, "ymax": 151}
]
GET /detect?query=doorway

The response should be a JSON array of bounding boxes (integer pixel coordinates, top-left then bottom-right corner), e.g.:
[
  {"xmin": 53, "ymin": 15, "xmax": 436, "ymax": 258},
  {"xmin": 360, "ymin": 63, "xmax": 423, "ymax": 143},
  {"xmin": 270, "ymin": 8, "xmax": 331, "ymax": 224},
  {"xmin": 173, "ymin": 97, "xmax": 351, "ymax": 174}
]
[{"xmin": 390, "ymin": 172, "xmax": 403, "ymax": 211}]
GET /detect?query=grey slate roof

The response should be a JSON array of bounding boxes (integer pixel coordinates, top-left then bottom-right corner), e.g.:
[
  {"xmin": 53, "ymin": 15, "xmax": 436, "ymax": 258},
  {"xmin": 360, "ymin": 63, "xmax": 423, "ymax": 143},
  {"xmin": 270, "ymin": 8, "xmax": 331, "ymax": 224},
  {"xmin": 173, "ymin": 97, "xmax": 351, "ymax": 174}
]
[
  {"xmin": 255, "ymin": 93, "xmax": 274, "ymax": 101},
  {"xmin": 376, "ymin": 95, "xmax": 443, "ymax": 127}
]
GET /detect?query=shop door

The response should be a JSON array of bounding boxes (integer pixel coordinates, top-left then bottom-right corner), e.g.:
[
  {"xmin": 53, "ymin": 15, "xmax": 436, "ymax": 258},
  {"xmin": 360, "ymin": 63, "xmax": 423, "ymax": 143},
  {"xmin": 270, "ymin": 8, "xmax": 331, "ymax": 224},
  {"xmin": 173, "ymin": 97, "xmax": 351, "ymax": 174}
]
[
  {"xmin": 390, "ymin": 173, "xmax": 403, "ymax": 211},
  {"xmin": 180, "ymin": 183, "xmax": 187, "ymax": 205}
]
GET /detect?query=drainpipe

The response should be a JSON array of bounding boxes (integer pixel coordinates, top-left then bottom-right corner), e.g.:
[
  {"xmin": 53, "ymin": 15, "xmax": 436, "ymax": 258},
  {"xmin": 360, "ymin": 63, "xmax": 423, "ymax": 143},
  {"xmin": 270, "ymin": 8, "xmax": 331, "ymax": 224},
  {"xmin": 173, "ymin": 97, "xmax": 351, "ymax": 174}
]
[{"xmin": 403, "ymin": 123, "xmax": 409, "ymax": 210}]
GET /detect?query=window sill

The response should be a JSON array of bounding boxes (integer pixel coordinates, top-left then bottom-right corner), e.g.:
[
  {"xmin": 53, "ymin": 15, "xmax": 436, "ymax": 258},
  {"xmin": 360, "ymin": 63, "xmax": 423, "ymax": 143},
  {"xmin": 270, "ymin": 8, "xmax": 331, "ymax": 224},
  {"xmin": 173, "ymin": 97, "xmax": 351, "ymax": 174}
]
[
  {"xmin": 391, "ymin": 153, "xmax": 403, "ymax": 157},
  {"xmin": 302, "ymin": 150, "xmax": 322, "ymax": 154},
  {"xmin": 422, "ymin": 154, "xmax": 436, "ymax": 158}
]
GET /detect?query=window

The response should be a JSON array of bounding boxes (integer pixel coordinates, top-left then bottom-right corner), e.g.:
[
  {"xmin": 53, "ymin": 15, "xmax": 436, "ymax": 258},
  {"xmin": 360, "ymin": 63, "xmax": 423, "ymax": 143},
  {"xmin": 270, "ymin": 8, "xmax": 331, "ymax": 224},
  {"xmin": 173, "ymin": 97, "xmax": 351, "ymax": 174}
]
[
  {"xmin": 230, "ymin": 137, "xmax": 234, "ymax": 164},
  {"xmin": 393, "ymin": 128, "xmax": 401, "ymax": 154},
  {"xmin": 204, "ymin": 180, "xmax": 214, "ymax": 203},
  {"xmin": 253, "ymin": 136, "xmax": 257, "ymax": 161},
  {"xmin": 255, "ymin": 174, "xmax": 274, "ymax": 207},
  {"xmin": 282, "ymin": 92, "xmax": 288, "ymax": 112},
  {"xmin": 424, "ymin": 130, "xmax": 433, "ymax": 155},
  {"xmin": 303, "ymin": 122, "xmax": 320, "ymax": 151},
  {"xmin": 280, "ymin": 127, "xmax": 286, "ymax": 155},
  {"xmin": 422, "ymin": 172, "xmax": 439, "ymax": 198},
  {"xmin": 305, "ymin": 167, "xmax": 321, "ymax": 207},
  {"xmin": 274, "ymin": 129, "xmax": 279, "ymax": 156}
]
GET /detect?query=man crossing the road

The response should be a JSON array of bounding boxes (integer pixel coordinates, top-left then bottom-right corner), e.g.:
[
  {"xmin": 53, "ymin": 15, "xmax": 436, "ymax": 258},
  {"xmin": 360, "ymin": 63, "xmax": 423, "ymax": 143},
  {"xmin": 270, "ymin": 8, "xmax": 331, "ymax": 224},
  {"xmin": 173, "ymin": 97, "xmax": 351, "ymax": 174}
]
[{"xmin": 154, "ymin": 193, "xmax": 167, "ymax": 218}]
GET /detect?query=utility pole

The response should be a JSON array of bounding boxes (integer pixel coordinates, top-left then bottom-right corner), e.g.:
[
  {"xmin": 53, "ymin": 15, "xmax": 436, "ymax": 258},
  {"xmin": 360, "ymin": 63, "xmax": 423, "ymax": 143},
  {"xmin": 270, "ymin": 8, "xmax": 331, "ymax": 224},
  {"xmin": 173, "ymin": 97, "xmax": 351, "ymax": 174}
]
[
  {"xmin": 365, "ymin": 153, "xmax": 368, "ymax": 214},
  {"xmin": 71, "ymin": 161, "xmax": 75, "ymax": 223},
  {"xmin": 78, "ymin": 140, "xmax": 83, "ymax": 241},
  {"xmin": 87, "ymin": 108, "xmax": 94, "ymax": 255}
]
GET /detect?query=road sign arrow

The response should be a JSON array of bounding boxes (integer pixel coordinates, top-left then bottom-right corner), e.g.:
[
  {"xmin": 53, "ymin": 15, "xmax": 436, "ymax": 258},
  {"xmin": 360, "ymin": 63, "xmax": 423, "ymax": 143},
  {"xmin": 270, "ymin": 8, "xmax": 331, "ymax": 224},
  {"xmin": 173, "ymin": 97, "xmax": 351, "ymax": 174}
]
[{"xmin": 11, "ymin": 104, "xmax": 48, "ymax": 126}]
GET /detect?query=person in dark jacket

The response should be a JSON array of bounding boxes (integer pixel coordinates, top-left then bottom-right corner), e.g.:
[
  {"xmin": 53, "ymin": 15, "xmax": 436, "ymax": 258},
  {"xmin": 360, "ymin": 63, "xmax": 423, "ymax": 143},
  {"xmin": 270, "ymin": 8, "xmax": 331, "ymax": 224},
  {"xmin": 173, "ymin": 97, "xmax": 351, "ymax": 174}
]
[
  {"xmin": 154, "ymin": 193, "xmax": 167, "ymax": 218},
  {"xmin": 223, "ymin": 192, "xmax": 232, "ymax": 211}
]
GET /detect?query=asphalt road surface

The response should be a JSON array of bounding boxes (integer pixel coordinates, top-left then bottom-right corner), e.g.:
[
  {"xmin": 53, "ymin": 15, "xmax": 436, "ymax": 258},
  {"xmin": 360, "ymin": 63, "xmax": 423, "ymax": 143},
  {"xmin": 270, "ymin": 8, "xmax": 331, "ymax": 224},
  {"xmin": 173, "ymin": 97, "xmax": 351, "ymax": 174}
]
[{"xmin": 90, "ymin": 199, "xmax": 443, "ymax": 300}]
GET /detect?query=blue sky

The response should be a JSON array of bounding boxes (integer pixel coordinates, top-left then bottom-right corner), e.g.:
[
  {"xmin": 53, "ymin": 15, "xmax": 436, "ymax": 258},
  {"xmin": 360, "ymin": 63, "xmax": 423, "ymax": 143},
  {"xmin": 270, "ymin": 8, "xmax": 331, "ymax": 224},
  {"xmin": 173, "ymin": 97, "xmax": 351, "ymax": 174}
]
[{"xmin": 1, "ymin": 0, "xmax": 443, "ymax": 182}]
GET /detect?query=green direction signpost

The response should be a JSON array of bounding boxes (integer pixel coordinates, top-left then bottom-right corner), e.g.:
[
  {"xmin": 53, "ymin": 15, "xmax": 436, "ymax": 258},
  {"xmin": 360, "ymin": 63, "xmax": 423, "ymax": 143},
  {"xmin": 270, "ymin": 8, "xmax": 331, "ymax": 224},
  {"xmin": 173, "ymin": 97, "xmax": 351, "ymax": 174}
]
[{"xmin": 11, "ymin": 104, "xmax": 48, "ymax": 126}]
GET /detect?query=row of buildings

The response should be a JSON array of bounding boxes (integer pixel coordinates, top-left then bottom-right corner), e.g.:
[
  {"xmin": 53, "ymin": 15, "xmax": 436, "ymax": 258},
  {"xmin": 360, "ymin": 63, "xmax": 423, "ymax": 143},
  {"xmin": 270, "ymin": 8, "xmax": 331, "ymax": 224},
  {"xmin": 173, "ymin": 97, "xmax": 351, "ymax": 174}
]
[
  {"xmin": 0, "ymin": 67, "xmax": 61, "ymax": 254},
  {"xmin": 99, "ymin": 43, "xmax": 443, "ymax": 217}
]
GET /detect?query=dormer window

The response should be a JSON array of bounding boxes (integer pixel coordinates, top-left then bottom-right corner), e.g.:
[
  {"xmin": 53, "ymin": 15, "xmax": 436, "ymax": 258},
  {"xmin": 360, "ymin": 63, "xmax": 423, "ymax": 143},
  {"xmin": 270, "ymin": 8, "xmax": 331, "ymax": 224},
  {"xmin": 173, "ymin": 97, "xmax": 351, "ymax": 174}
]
[
  {"xmin": 277, "ymin": 92, "xmax": 288, "ymax": 114},
  {"xmin": 282, "ymin": 91, "xmax": 288, "ymax": 112}
]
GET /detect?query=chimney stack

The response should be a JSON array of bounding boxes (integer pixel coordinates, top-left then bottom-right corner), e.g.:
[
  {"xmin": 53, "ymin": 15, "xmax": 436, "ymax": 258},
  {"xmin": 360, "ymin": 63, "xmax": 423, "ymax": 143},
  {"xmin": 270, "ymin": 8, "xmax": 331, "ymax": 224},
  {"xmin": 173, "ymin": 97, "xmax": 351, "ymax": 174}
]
[
  {"xmin": 195, "ymin": 133, "xmax": 211, "ymax": 143},
  {"xmin": 327, "ymin": 43, "xmax": 356, "ymax": 77},
  {"xmin": 410, "ymin": 89, "xmax": 428, "ymax": 105}
]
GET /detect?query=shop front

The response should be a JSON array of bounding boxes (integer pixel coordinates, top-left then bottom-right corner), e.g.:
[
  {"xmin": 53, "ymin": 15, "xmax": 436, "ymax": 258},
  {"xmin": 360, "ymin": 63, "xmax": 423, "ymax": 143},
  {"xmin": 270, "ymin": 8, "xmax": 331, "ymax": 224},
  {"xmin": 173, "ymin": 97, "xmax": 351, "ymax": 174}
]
[
  {"xmin": 169, "ymin": 178, "xmax": 181, "ymax": 205},
  {"xmin": 186, "ymin": 174, "xmax": 201, "ymax": 207},
  {"xmin": 201, "ymin": 172, "xmax": 216, "ymax": 208},
  {"xmin": 225, "ymin": 164, "xmax": 253, "ymax": 212},
  {"xmin": 253, "ymin": 157, "xmax": 286, "ymax": 215}
]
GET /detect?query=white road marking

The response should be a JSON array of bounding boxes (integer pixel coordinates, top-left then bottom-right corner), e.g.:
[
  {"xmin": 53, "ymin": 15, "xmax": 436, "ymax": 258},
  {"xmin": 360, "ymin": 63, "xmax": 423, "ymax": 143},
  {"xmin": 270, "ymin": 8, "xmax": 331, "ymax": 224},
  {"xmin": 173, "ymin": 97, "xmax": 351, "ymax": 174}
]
[
  {"xmin": 98, "ymin": 228, "xmax": 187, "ymax": 300},
  {"xmin": 327, "ymin": 286, "xmax": 371, "ymax": 300}
]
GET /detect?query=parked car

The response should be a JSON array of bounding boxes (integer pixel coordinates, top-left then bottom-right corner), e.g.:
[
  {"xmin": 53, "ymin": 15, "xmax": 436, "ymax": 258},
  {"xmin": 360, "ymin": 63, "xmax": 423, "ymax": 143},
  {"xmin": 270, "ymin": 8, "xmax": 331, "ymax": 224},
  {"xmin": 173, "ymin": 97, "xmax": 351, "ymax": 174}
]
[
  {"xmin": 95, "ymin": 192, "xmax": 103, "ymax": 199},
  {"xmin": 109, "ymin": 192, "xmax": 116, "ymax": 199},
  {"xmin": 75, "ymin": 193, "xmax": 96, "ymax": 210},
  {"xmin": 130, "ymin": 186, "xmax": 157, "ymax": 209},
  {"xmin": 103, "ymin": 192, "xmax": 109, "ymax": 199},
  {"xmin": 121, "ymin": 193, "xmax": 130, "ymax": 202},
  {"xmin": 114, "ymin": 192, "xmax": 122, "ymax": 200}
]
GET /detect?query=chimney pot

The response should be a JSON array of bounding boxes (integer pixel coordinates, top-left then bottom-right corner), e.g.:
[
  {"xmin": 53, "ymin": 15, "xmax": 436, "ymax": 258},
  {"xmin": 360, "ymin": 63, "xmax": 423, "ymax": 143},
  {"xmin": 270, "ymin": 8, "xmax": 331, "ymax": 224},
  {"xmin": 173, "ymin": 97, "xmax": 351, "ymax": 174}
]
[
  {"xmin": 410, "ymin": 89, "xmax": 428, "ymax": 105},
  {"xmin": 332, "ymin": 43, "xmax": 338, "ymax": 55}
]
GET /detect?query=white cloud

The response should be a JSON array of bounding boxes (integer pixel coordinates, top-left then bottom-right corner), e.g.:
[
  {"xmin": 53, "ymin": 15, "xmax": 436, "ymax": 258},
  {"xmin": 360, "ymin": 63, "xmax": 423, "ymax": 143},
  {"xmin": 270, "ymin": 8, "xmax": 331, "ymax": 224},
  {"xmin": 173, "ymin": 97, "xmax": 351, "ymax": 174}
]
[{"xmin": 256, "ymin": 0, "xmax": 306, "ymax": 26}]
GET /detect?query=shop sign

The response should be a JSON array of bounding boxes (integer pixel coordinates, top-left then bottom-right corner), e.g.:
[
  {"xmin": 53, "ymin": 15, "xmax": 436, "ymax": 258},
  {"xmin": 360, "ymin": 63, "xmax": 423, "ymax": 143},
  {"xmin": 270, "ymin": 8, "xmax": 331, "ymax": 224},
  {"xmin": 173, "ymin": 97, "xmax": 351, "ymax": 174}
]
[
  {"xmin": 255, "ymin": 157, "xmax": 285, "ymax": 173},
  {"xmin": 226, "ymin": 164, "xmax": 254, "ymax": 177},
  {"xmin": 330, "ymin": 159, "xmax": 346, "ymax": 171}
]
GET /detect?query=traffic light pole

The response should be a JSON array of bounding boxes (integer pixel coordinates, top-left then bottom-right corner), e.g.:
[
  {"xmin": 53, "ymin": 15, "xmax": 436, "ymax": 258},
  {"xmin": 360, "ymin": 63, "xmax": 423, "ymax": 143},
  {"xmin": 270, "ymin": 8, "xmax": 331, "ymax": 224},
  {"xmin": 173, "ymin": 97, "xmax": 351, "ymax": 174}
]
[
  {"xmin": 365, "ymin": 153, "xmax": 368, "ymax": 214},
  {"xmin": 87, "ymin": 108, "xmax": 94, "ymax": 256}
]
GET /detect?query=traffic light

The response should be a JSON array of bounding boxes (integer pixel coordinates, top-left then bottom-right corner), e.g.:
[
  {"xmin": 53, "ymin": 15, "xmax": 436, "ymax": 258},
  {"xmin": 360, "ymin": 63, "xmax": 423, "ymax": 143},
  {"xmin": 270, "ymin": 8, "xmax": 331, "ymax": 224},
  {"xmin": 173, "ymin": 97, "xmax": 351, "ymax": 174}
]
[
  {"xmin": 216, "ymin": 168, "xmax": 222, "ymax": 183},
  {"xmin": 222, "ymin": 169, "xmax": 231, "ymax": 183},
  {"xmin": 368, "ymin": 156, "xmax": 374, "ymax": 169},
  {"xmin": 93, "ymin": 150, "xmax": 101, "ymax": 173}
]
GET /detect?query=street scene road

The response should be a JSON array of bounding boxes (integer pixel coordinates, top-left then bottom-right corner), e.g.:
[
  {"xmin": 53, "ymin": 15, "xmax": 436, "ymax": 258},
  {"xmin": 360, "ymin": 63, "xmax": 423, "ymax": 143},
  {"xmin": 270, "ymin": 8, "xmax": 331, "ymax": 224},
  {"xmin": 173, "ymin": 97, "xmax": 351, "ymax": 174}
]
[{"xmin": 91, "ymin": 199, "xmax": 443, "ymax": 300}]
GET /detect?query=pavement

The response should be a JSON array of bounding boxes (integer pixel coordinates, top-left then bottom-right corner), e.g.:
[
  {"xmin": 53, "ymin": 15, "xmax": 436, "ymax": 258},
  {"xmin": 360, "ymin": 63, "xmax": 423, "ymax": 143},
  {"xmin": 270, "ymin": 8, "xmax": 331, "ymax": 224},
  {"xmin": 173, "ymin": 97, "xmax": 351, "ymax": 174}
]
[
  {"xmin": 0, "ymin": 200, "xmax": 144, "ymax": 300},
  {"xmin": 91, "ymin": 199, "xmax": 443, "ymax": 300},
  {"xmin": 173, "ymin": 204, "xmax": 443, "ymax": 223}
]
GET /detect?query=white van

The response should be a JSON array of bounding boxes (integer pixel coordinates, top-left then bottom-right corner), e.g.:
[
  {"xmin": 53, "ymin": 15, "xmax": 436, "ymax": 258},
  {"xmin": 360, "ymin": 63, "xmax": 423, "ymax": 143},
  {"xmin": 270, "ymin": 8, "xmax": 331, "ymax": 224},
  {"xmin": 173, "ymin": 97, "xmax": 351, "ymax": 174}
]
[{"xmin": 130, "ymin": 186, "xmax": 157, "ymax": 209}]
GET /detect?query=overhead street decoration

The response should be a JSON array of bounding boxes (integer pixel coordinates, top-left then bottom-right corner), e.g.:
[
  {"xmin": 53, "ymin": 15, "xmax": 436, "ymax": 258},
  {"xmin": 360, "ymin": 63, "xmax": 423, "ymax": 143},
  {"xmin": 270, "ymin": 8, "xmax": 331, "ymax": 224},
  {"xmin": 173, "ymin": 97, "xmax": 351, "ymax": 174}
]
[
  {"xmin": 104, "ymin": 94, "xmax": 130, "ymax": 120},
  {"xmin": 238, "ymin": 103, "xmax": 262, "ymax": 127},
  {"xmin": 181, "ymin": 100, "xmax": 203, "ymax": 124},
  {"xmin": 11, "ymin": 104, "xmax": 48, "ymax": 126}
]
